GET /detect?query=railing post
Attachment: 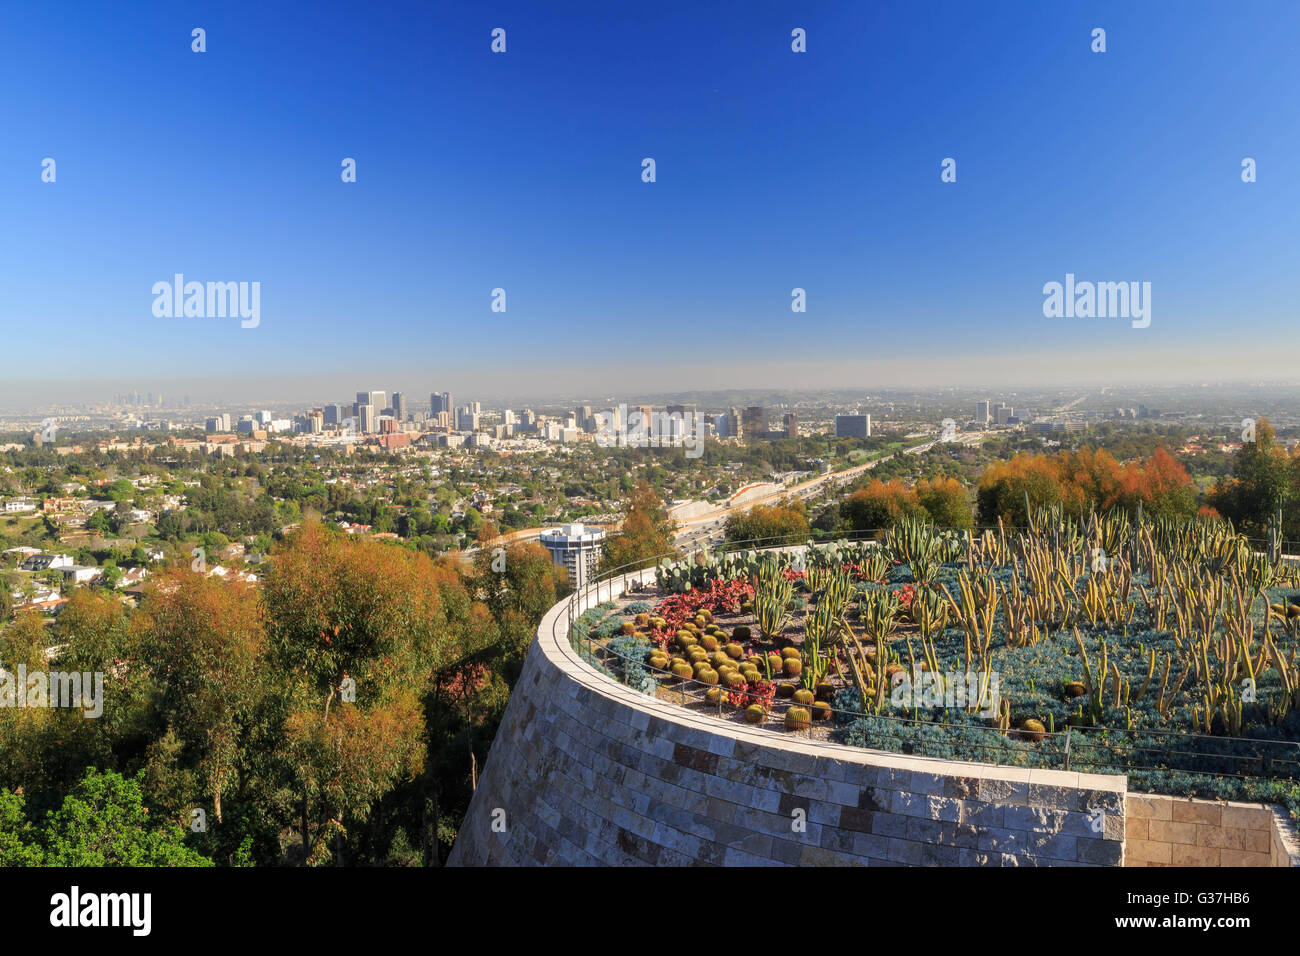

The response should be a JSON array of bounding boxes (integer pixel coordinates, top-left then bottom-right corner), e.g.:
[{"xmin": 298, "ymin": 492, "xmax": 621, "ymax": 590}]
[{"xmin": 1063, "ymin": 725, "xmax": 1072, "ymax": 772}]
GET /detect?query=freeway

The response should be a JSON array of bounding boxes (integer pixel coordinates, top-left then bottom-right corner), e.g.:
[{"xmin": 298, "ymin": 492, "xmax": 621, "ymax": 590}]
[{"xmin": 467, "ymin": 429, "xmax": 989, "ymax": 554}]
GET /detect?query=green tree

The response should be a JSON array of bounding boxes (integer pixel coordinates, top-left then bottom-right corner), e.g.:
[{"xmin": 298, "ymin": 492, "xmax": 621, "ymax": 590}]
[
  {"xmin": 4, "ymin": 768, "xmax": 212, "ymax": 866},
  {"xmin": 133, "ymin": 570, "xmax": 266, "ymax": 826},
  {"xmin": 725, "ymin": 498, "xmax": 810, "ymax": 544},
  {"xmin": 603, "ymin": 480, "xmax": 677, "ymax": 569}
]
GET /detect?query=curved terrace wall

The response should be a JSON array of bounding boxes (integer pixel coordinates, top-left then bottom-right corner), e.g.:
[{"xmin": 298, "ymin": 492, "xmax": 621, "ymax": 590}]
[{"xmin": 449, "ymin": 571, "xmax": 1133, "ymax": 866}]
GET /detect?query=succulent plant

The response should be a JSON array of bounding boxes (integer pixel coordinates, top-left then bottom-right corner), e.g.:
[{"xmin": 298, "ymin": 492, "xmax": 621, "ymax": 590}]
[
  {"xmin": 671, "ymin": 662, "xmax": 693, "ymax": 680},
  {"xmin": 793, "ymin": 688, "xmax": 815, "ymax": 706},
  {"xmin": 1020, "ymin": 718, "xmax": 1047, "ymax": 742},
  {"xmin": 783, "ymin": 657, "xmax": 803, "ymax": 678},
  {"xmin": 705, "ymin": 686, "xmax": 724, "ymax": 704},
  {"xmin": 744, "ymin": 704, "xmax": 766, "ymax": 723},
  {"xmin": 785, "ymin": 707, "xmax": 811, "ymax": 730},
  {"xmin": 725, "ymin": 643, "xmax": 744, "ymax": 659},
  {"xmin": 733, "ymin": 625, "xmax": 752, "ymax": 641},
  {"xmin": 780, "ymin": 647, "xmax": 800, "ymax": 660},
  {"xmin": 698, "ymin": 668, "xmax": 719, "ymax": 686},
  {"xmin": 701, "ymin": 635, "xmax": 720, "ymax": 652},
  {"xmin": 775, "ymin": 682, "xmax": 797, "ymax": 699},
  {"xmin": 811, "ymin": 701, "xmax": 832, "ymax": 721}
]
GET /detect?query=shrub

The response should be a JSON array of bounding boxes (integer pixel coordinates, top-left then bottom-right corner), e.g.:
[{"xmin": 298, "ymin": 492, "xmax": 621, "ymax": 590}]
[
  {"xmin": 594, "ymin": 618, "xmax": 624, "ymax": 639},
  {"xmin": 625, "ymin": 601, "xmax": 653, "ymax": 615},
  {"xmin": 608, "ymin": 633, "xmax": 654, "ymax": 690}
]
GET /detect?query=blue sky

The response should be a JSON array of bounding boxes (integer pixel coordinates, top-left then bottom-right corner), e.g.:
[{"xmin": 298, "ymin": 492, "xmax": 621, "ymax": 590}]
[{"xmin": 2, "ymin": 0, "xmax": 1298, "ymax": 403}]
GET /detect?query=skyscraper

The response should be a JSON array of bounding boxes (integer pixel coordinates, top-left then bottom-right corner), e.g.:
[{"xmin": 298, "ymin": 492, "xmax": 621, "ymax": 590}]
[
  {"xmin": 358, "ymin": 391, "xmax": 386, "ymax": 414},
  {"xmin": 357, "ymin": 403, "xmax": 376, "ymax": 433},
  {"xmin": 392, "ymin": 392, "xmax": 407, "ymax": 421},
  {"xmin": 431, "ymin": 391, "xmax": 452, "ymax": 417},
  {"xmin": 742, "ymin": 406, "xmax": 766, "ymax": 441}
]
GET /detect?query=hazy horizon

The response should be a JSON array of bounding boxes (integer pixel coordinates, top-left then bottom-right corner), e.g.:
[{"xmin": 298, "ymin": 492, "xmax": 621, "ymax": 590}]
[{"xmin": 5, "ymin": 347, "xmax": 1300, "ymax": 413}]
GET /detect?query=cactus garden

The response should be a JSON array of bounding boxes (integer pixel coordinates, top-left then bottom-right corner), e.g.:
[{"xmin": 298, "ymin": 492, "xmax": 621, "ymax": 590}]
[{"xmin": 574, "ymin": 509, "xmax": 1300, "ymax": 818}]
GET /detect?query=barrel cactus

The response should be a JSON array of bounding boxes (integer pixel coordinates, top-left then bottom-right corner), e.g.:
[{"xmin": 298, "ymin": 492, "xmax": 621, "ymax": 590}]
[{"xmin": 785, "ymin": 707, "xmax": 811, "ymax": 731}]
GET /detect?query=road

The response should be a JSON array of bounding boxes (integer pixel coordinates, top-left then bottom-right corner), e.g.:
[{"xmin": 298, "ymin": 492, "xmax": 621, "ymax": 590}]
[{"xmin": 467, "ymin": 429, "xmax": 989, "ymax": 554}]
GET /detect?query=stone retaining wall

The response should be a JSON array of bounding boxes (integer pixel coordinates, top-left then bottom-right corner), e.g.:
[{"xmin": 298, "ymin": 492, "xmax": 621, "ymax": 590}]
[{"xmin": 1125, "ymin": 793, "xmax": 1300, "ymax": 867}]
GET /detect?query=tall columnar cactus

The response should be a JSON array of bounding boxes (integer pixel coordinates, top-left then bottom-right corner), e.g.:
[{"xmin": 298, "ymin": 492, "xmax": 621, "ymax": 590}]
[
  {"xmin": 1074, "ymin": 628, "xmax": 1107, "ymax": 726},
  {"xmin": 1268, "ymin": 500, "xmax": 1284, "ymax": 565}
]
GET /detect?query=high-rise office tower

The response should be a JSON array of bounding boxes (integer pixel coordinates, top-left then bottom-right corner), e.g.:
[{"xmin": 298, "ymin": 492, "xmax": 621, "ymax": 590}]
[
  {"xmin": 431, "ymin": 391, "xmax": 452, "ymax": 417},
  {"xmin": 742, "ymin": 406, "xmax": 766, "ymax": 441},
  {"xmin": 358, "ymin": 391, "xmax": 386, "ymax": 414},
  {"xmin": 392, "ymin": 393, "xmax": 407, "ymax": 422},
  {"xmin": 357, "ymin": 404, "xmax": 376, "ymax": 433}
]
